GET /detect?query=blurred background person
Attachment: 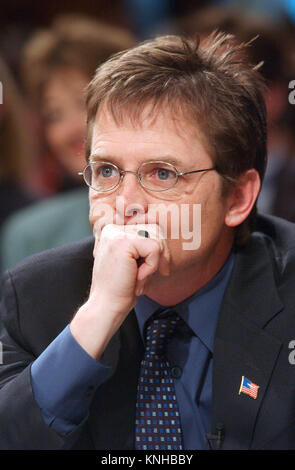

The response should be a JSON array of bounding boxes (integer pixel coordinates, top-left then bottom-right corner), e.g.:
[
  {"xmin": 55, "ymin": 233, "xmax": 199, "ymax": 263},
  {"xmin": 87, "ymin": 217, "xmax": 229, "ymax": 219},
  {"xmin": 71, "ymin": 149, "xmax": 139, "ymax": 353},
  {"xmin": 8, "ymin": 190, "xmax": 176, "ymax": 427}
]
[
  {"xmin": 22, "ymin": 14, "xmax": 135, "ymax": 196},
  {"xmin": 208, "ymin": 0, "xmax": 295, "ymax": 25},
  {"xmin": 0, "ymin": 55, "xmax": 38, "ymax": 228},
  {"xmin": 0, "ymin": 14, "xmax": 135, "ymax": 275},
  {"xmin": 271, "ymin": 107, "xmax": 295, "ymax": 222}
]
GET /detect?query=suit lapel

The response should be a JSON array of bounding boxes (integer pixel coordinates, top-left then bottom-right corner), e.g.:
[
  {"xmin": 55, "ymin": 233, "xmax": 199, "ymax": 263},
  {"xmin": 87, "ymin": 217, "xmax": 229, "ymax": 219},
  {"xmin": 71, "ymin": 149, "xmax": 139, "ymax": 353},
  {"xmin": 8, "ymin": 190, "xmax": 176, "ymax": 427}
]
[
  {"xmin": 88, "ymin": 310, "xmax": 144, "ymax": 449},
  {"xmin": 211, "ymin": 235, "xmax": 283, "ymax": 449}
]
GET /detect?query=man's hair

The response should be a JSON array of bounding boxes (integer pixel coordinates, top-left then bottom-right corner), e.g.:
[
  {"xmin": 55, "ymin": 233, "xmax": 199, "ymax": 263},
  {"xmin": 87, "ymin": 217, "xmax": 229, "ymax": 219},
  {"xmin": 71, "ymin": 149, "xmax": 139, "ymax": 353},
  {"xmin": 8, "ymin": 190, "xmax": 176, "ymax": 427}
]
[{"xmin": 85, "ymin": 32, "xmax": 267, "ymax": 245}]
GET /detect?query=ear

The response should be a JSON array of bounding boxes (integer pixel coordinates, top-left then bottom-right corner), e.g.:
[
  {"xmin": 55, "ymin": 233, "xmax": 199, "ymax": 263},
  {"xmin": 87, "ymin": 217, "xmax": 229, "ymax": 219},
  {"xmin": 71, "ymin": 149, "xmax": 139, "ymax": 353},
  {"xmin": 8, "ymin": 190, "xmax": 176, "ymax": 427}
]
[{"xmin": 225, "ymin": 169, "xmax": 261, "ymax": 228}]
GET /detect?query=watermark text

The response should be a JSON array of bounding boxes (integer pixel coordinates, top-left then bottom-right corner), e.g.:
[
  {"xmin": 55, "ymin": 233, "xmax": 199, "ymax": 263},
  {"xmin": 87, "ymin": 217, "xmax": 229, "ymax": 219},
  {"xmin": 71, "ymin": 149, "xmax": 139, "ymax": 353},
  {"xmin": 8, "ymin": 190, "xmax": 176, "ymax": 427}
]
[
  {"xmin": 288, "ymin": 80, "xmax": 295, "ymax": 105},
  {"xmin": 288, "ymin": 340, "xmax": 295, "ymax": 364},
  {"xmin": 92, "ymin": 197, "xmax": 202, "ymax": 250}
]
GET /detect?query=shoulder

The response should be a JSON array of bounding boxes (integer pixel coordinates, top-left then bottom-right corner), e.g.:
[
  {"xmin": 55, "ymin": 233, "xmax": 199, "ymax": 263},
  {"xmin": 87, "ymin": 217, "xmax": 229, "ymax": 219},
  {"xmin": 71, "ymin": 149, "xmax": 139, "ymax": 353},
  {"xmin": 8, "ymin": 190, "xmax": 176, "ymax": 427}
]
[
  {"xmin": 2, "ymin": 235, "xmax": 95, "ymax": 283},
  {"xmin": 237, "ymin": 214, "xmax": 295, "ymax": 317},
  {"xmin": 1, "ymin": 237, "xmax": 95, "ymax": 350},
  {"xmin": 254, "ymin": 213, "xmax": 295, "ymax": 252},
  {"xmin": 253, "ymin": 213, "xmax": 295, "ymax": 273}
]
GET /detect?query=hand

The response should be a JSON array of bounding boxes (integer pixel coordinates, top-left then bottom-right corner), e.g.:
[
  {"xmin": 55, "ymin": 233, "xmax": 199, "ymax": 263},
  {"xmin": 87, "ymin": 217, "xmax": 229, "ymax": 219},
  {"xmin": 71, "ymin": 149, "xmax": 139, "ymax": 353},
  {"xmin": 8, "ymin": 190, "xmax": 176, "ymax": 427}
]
[
  {"xmin": 92, "ymin": 223, "xmax": 170, "ymax": 302},
  {"xmin": 70, "ymin": 224, "xmax": 170, "ymax": 360}
]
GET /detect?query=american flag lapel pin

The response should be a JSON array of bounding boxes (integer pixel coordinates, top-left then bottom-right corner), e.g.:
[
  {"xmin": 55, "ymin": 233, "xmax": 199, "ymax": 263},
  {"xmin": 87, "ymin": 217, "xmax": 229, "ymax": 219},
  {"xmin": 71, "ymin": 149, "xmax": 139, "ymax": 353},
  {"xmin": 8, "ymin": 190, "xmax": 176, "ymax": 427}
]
[{"xmin": 239, "ymin": 376, "xmax": 259, "ymax": 399}]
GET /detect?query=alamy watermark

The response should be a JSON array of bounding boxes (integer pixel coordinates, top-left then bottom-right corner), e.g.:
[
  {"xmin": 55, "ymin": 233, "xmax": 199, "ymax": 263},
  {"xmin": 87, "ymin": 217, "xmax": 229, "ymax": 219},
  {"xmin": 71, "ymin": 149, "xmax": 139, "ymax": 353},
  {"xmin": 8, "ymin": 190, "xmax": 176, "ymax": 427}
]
[
  {"xmin": 0, "ymin": 81, "xmax": 2, "ymax": 105},
  {"xmin": 288, "ymin": 340, "xmax": 295, "ymax": 365},
  {"xmin": 93, "ymin": 197, "xmax": 202, "ymax": 250},
  {"xmin": 0, "ymin": 341, "xmax": 3, "ymax": 364},
  {"xmin": 288, "ymin": 80, "xmax": 295, "ymax": 105}
]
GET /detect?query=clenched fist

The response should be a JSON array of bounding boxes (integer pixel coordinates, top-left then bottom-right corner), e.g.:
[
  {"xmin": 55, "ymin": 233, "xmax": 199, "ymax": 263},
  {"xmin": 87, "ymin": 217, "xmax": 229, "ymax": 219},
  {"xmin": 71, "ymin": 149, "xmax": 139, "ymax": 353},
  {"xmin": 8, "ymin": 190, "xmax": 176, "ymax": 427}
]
[{"xmin": 70, "ymin": 224, "xmax": 170, "ymax": 360}]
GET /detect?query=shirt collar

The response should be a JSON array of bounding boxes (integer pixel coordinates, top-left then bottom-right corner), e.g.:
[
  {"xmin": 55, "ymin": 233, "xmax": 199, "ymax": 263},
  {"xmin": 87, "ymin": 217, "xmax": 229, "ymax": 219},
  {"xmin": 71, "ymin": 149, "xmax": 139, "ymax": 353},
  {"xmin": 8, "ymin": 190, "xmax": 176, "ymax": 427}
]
[{"xmin": 134, "ymin": 251, "xmax": 235, "ymax": 353}]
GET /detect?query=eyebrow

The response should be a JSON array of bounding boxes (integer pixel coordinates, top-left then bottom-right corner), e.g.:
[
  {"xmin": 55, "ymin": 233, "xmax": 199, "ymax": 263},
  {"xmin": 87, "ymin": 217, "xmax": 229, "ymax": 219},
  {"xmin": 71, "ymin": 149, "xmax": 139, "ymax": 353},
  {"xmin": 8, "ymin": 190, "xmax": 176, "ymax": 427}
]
[{"xmin": 89, "ymin": 154, "xmax": 182, "ymax": 168}]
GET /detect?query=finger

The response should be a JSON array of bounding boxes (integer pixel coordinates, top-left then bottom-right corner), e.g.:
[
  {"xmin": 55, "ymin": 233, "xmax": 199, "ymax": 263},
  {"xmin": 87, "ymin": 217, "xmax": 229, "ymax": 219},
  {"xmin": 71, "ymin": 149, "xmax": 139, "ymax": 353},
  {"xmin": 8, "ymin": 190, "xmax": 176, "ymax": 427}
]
[
  {"xmin": 92, "ymin": 234, "xmax": 100, "ymax": 258},
  {"xmin": 135, "ymin": 279, "xmax": 146, "ymax": 297},
  {"xmin": 136, "ymin": 225, "xmax": 170, "ymax": 276},
  {"xmin": 157, "ymin": 238, "xmax": 171, "ymax": 276},
  {"xmin": 135, "ymin": 240, "xmax": 161, "ymax": 281}
]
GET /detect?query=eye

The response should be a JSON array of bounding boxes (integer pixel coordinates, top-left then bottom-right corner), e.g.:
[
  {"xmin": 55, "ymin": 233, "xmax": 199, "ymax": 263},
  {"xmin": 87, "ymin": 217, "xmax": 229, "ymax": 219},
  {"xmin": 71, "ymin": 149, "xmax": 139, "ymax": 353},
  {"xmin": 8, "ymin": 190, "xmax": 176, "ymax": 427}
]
[
  {"xmin": 139, "ymin": 162, "xmax": 177, "ymax": 189},
  {"xmin": 151, "ymin": 167, "xmax": 176, "ymax": 181},
  {"xmin": 156, "ymin": 168, "xmax": 173, "ymax": 180},
  {"xmin": 100, "ymin": 165, "xmax": 115, "ymax": 178},
  {"xmin": 92, "ymin": 163, "xmax": 117, "ymax": 179}
]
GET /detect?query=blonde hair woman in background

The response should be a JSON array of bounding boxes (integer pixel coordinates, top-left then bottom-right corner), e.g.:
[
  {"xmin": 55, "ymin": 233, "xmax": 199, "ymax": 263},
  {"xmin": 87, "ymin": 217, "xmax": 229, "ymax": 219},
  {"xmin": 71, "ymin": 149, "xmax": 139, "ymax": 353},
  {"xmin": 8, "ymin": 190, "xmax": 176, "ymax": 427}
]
[
  {"xmin": 0, "ymin": 55, "xmax": 37, "ymax": 227},
  {"xmin": 21, "ymin": 14, "xmax": 136, "ymax": 195}
]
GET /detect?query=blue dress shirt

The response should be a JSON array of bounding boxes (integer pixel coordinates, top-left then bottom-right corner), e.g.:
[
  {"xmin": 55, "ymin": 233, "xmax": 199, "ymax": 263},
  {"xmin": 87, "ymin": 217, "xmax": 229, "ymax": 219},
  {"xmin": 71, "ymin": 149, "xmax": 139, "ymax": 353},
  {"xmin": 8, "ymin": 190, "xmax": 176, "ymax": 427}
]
[{"xmin": 31, "ymin": 252, "xmax": 235, "ymax": 449}]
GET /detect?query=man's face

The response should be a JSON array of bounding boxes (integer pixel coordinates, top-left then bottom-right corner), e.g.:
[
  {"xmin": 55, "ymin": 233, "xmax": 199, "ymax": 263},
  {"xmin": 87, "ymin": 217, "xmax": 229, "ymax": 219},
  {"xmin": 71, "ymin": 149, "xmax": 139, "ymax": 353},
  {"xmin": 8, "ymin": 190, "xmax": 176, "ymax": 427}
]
[{"xmin": 88, "ymin": 105, "xmax": 234, "ymax": 287}]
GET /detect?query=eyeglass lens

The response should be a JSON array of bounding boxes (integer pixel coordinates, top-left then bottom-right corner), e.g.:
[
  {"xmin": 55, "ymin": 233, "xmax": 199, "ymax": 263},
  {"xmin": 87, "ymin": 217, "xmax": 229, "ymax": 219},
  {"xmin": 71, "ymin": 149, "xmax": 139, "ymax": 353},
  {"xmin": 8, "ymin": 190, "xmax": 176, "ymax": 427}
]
[{"xmin": 85, "ymin": 162, "xmax": 178, "ymax": 191}]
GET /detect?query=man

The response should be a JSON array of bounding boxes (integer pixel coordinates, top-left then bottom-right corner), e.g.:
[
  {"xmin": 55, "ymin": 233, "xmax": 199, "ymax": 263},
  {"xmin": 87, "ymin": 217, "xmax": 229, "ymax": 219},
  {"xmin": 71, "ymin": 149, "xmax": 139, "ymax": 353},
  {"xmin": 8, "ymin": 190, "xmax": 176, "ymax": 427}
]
[{"xmin": 0, "ymin": 32, "xmax": 295, "ymax": 450}]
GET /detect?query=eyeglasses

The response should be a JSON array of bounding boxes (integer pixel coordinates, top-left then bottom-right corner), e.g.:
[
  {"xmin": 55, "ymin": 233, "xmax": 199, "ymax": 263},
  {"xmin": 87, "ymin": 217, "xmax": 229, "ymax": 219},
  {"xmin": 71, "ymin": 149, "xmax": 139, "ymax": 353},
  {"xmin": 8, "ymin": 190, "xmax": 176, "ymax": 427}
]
[{"xmin": 78, "ymin": 161, "xmax": 216, "ymax": 193}]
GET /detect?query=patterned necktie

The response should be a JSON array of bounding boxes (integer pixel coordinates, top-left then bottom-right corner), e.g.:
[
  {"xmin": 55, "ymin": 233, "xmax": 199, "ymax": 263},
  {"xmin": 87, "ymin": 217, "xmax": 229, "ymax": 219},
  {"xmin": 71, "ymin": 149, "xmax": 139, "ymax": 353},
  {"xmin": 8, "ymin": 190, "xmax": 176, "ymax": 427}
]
[{"xmin": 135, "ymin": 311, "xmax": 184, "ymax": 450}]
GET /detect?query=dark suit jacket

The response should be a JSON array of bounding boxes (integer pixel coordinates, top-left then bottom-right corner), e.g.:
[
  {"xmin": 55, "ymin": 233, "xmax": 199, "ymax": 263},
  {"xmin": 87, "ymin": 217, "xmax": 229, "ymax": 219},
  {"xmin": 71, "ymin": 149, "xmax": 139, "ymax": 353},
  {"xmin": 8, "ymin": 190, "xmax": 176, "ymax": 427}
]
[{"xmin": 0, "ymin": 214, "xmax": 295, "ymax": 450}]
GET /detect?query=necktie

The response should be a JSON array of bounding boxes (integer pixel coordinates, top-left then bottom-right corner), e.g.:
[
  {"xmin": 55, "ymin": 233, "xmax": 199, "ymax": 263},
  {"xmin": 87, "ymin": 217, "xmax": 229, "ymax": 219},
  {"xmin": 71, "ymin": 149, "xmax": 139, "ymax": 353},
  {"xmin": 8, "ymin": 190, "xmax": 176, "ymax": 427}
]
[{"xmin": 135, "ymin": 311, "xmax": 184, "ymax": 450}]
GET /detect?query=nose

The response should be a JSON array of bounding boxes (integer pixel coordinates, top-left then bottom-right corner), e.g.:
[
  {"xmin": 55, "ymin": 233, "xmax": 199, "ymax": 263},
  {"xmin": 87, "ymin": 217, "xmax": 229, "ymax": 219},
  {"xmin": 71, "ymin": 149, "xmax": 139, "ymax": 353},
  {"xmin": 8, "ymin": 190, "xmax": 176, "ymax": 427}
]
[{"xmin": 116, "ymin": 171, "xmax": 149, "ymax": 224}]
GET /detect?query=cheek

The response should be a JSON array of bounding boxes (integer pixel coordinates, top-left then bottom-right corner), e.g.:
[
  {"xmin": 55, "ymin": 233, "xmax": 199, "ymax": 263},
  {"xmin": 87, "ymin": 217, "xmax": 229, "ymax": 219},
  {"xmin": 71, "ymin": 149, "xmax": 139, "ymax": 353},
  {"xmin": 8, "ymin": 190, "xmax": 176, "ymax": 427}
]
[
  {"xmin": 191, "ymin": 177, "xmax": 224, "ymax": 212},
  {"xmin": 89, "ymin": 193, "xmax": 116, "ymax": 229},
  {"xmin": 200, "ymin": 197, "xmax": 229, "ymax": 248},
  {"xmin": 182, "ymin": 179, "xmax": 227, "ymax": 238}
]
